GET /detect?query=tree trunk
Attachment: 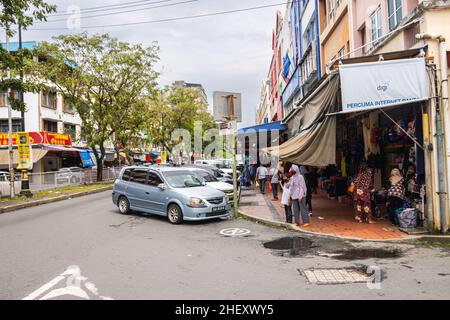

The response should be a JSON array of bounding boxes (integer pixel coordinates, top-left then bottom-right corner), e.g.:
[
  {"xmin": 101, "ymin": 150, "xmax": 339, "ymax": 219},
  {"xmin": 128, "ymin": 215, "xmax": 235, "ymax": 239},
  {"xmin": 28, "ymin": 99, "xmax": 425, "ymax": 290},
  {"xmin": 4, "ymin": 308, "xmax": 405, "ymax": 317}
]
[{"xmin": 92, "ymin": 145, "xmax": 105, "ymax": 182}]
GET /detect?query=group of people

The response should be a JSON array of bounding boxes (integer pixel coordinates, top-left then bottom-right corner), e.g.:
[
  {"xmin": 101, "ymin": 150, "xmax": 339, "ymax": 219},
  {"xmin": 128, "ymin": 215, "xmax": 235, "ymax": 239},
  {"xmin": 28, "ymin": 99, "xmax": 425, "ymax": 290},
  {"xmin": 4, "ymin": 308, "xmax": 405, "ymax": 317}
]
[
  {"xmin": 351, "ymin": 161, "xmax": 418, "ymax": 226},
  {"xmin": 242, "ymin": 163, "xmax": 315, "ymax": 228}
]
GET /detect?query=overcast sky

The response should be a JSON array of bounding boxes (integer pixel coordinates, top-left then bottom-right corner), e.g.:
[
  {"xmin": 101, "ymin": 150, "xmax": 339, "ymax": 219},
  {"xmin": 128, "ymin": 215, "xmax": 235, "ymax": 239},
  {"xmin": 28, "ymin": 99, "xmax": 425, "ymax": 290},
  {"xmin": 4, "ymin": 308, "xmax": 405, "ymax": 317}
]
[{"xmin": 2, "ymin": 0, "xmax": 285, "ymax": 128}]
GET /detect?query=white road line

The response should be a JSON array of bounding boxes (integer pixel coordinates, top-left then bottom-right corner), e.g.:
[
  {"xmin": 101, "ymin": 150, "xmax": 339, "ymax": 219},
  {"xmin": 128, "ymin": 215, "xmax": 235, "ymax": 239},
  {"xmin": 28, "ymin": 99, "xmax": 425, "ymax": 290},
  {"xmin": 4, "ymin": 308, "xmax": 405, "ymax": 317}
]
[{"xmin": 22, "ymin": 275, "xmax": 65, "ymax": 300}]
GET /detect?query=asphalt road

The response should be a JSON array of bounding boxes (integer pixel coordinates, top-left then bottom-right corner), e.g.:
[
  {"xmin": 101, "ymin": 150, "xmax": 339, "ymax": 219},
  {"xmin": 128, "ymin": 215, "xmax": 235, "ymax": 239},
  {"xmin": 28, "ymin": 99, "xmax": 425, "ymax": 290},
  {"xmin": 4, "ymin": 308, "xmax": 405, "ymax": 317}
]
[{"xmin": 1, "ymin": 191, "xmax": 450, "ymax": 300}]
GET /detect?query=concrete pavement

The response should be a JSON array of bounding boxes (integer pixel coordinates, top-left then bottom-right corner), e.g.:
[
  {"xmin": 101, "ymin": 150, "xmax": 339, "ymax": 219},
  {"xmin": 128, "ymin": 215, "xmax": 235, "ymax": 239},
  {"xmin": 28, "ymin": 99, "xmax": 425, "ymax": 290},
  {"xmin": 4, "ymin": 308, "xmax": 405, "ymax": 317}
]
[{"xmin": 1, "ymin": 191, "xmax": 450, "ymax": 300}]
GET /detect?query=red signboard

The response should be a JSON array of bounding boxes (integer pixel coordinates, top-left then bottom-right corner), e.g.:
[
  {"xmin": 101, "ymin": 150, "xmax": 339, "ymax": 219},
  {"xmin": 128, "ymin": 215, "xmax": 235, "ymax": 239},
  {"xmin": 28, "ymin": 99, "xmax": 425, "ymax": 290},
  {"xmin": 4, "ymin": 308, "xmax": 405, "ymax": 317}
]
[{"xmin": 0, "ymin": 132, "xmax": 72, "ymax": 146}]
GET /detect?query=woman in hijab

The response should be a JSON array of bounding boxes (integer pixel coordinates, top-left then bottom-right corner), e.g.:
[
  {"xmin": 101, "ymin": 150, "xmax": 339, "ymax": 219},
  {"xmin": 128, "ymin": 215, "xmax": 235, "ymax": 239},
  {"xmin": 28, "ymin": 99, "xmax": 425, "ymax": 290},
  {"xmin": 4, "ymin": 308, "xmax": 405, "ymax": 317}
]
[
  {"xmin": 353, "ymin": 163, "xmax": 375, "ymax": 223},
  {"xmin": 387, "ymin": 168, "xmax": 405, "ymax": 226},
  {"xmin": 289, "ymin": 165, "xmax": 310, "ymax": 227}
]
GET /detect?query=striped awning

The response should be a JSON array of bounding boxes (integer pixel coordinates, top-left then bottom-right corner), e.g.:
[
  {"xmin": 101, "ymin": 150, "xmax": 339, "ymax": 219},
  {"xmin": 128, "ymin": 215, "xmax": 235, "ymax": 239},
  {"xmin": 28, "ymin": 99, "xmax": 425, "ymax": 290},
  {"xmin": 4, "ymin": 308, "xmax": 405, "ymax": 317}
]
[{"xmin": 0, "ymin": 149, "xmax": 48, "ymax": 166}]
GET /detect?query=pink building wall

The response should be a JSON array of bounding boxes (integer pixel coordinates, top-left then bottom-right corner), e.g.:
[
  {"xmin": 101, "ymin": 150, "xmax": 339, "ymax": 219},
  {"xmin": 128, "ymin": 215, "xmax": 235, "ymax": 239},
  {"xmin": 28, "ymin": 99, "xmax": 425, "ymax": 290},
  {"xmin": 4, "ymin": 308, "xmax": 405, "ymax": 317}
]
[{"xmin": 351, "ymin": 0, "xmax": 419, "ymax": 57}]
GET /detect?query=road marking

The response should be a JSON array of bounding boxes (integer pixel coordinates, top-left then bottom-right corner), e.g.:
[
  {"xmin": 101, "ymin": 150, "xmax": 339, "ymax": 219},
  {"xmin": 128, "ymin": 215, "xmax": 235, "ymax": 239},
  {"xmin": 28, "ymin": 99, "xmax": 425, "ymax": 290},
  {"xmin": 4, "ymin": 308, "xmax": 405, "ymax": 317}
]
[
  {"xmin": 219, "ymin": 228, "xmax": 251, "ymax": 237},
  {"xmin": 23, "ymin": 265, "xmax": 113, "ymax": 300}
]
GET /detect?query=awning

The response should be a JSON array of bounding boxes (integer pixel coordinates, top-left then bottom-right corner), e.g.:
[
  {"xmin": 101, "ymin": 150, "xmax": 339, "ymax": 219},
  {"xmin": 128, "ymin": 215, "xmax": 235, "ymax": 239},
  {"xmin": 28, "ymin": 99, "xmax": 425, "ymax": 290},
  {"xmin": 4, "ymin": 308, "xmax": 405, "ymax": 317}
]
[
  {"xmin": 266, "ymin": 74, "xmax": 340, "ymax": 166},
  {"xmin": 0, "ymin": 149, "xmax": 48, "ymax": 165},
  {"xmin": 42, "ymin": 145, "xmax": 80, "ymax": 152},
  {"xmin": 238, "ymin": 121, "xmax": 287, "ymax": 135}
]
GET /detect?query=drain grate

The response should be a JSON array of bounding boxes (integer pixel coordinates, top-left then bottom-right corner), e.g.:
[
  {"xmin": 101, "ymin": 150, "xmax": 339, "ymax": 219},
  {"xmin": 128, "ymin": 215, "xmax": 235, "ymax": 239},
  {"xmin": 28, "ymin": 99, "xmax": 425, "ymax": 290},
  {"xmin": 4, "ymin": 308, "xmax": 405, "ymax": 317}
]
[{"xmin": 300, "ymin": 268, "xmax": 370, "ymax": 285}]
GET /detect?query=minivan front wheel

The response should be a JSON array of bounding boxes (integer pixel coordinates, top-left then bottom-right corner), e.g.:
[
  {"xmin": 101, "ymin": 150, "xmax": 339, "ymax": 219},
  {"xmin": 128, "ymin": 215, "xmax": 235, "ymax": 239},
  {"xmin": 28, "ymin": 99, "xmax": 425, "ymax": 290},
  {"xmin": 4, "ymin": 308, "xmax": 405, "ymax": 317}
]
[
  {"xmin": 118, "ymin": 196, "xmax": 131, "ymax": 215},
  {"xmin": 167, "ymin": 204, "xmax": 183, "ymax": 224}
]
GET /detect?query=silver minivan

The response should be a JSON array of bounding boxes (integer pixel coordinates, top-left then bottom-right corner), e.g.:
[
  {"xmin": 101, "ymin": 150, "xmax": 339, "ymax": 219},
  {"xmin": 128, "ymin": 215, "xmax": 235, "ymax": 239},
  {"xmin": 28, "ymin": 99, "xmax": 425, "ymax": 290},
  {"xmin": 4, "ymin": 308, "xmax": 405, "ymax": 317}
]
[{"xmin": 112, "ymin": 166, "xmax": 231, "ymax": 224}]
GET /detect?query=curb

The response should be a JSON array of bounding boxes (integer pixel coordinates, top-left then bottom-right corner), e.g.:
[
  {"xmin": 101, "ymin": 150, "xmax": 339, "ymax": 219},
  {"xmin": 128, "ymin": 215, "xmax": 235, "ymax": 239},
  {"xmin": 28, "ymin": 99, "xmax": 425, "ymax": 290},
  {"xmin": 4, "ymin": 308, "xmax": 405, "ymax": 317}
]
[
  {"xmin": 239, "ymin": 210, "xmax": 424, "ymax": 243},
  {"xmin": 0, "ymin": 185, "xmax": 113, "ymax": 214}
]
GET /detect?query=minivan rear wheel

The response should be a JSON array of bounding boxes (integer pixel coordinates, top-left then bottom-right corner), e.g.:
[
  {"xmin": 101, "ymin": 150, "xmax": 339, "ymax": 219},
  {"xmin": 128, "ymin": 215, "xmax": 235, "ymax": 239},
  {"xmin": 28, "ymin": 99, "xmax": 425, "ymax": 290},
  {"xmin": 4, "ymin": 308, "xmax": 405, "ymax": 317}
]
[
  {"xmin": 167, "ymin": 204, "xmax": 183, "ymax": 224},
  {"xmin": 118, "ymin": 196, "xmax": 131, "ymax": 215}
]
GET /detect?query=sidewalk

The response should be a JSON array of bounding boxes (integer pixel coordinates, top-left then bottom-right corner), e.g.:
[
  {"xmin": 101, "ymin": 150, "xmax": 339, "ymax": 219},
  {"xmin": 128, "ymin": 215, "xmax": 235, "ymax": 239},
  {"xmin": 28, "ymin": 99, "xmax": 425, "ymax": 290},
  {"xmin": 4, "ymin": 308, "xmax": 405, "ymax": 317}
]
[{"xmin": 239, "ymin": 186, "xmax": 408, "ymax": 241}]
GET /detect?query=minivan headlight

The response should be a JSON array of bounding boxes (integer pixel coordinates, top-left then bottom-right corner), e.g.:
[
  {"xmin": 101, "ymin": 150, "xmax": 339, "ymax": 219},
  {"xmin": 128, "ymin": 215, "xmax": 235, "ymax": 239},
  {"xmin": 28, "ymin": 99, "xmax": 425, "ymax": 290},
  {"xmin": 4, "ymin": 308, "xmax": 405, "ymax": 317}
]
[{"xmin": 187, "ymin": 197, "xmax": 207, "ymax": 208}]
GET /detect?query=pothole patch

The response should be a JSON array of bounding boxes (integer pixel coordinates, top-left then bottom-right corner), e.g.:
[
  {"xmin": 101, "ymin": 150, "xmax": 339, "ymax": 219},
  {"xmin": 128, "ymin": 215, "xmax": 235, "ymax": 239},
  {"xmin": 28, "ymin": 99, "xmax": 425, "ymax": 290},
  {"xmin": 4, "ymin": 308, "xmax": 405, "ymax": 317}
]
[{"xmin": 263, "ymin": 237, "xmax": 314, "ymax": 257}]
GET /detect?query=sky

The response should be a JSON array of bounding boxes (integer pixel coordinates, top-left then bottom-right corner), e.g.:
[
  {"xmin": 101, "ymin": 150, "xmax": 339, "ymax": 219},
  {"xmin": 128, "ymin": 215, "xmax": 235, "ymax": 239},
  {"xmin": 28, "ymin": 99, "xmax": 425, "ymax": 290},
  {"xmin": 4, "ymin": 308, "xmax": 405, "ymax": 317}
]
[{"xmin": 2, "ymin": 0, "xmax": 286, "ymax": 128}]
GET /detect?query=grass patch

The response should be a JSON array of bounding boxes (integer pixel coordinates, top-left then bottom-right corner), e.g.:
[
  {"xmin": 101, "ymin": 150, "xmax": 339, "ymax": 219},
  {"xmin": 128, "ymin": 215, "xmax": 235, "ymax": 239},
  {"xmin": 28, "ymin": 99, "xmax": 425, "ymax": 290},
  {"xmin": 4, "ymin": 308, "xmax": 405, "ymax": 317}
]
[{"xmin": 0, "ymin": 182, "xmax": 112, "ymax": 206}]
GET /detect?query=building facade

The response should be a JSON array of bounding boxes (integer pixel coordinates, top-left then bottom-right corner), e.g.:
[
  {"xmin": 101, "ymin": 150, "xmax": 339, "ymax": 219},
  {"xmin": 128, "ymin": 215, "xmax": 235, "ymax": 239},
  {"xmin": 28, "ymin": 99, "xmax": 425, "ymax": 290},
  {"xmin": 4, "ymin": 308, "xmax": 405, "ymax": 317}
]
[{"xmin": 0, "ymin": 41, "xmax": 84, "ymax": 147}]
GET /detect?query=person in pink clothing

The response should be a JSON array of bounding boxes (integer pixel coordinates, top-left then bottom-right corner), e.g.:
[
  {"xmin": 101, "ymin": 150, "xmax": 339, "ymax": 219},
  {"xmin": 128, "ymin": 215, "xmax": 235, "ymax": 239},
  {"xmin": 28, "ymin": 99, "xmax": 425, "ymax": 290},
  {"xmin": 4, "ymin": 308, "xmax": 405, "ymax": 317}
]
[{"xmin": 289, "ymin": 165, "xmax": 310, "ymax": 227}]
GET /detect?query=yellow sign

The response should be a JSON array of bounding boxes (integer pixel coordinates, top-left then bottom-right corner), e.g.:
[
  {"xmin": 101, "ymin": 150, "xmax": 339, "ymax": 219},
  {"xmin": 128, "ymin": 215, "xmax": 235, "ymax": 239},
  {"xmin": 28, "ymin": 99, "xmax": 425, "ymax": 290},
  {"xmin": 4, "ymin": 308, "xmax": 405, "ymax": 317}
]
[
  {"xmin": 17, "ymin": 132, "xmax": 32, "ymax": 170},
  {"xmin": 160, "ymin": 150, "xmax": 167, "ymax": 164}
]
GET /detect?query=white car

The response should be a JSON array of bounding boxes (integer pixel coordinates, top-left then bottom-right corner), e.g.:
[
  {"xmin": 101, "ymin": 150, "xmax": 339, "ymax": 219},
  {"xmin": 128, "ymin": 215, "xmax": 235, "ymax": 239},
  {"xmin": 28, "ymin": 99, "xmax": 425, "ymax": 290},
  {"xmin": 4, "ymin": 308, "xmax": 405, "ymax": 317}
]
[{"xmin": 189, "ymin": 168, "xmax": 235, "ymax": 205}]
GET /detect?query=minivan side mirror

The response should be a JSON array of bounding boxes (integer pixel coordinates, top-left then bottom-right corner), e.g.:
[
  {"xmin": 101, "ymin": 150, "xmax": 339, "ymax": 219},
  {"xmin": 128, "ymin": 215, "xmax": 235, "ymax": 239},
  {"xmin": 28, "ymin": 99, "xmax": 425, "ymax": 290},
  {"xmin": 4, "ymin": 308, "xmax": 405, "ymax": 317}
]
[{"xmin": 157, "ymin": 183, "xmax": 167, "ymax": 190}]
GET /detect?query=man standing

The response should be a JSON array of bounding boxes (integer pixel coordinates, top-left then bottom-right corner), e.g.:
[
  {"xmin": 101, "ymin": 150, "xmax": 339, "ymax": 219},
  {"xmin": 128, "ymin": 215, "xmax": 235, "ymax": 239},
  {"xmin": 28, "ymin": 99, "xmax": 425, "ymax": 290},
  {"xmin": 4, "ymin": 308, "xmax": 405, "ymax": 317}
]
[
  {"xmin": 256, "ymin": 163, "xmax": 268, "ymax": 194},
  {"xmin": 269, "ymin": 165, "xmax": 280, "ymax": 200}
]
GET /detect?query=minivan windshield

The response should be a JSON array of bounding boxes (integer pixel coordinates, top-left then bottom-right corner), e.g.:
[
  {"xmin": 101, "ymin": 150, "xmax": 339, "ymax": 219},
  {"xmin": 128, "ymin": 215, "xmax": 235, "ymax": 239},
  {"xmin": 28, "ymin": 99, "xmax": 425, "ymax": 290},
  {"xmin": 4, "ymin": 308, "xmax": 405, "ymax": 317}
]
[{"xmin": 162, "ymin": 170, "xmax": 205, "ymax": 188}]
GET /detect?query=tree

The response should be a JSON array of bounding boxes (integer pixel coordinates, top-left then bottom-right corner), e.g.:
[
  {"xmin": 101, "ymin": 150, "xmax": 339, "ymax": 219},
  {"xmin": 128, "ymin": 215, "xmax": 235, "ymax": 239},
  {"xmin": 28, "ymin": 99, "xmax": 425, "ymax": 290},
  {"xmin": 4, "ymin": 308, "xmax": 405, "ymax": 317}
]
[
  {"xmin": 145, "ymin": 86, "xmax": 217, "ymax": 162},
  {"xmin": 0, "ymin": 0, "xmax": 56, "ymax": 36},
  {"xmin": 30, "ymin": 33, "xmax": 159, "ymax": 180},
  {"xmin": 0, "ymin": 0, "xmax": 56, "ymax": 112}
]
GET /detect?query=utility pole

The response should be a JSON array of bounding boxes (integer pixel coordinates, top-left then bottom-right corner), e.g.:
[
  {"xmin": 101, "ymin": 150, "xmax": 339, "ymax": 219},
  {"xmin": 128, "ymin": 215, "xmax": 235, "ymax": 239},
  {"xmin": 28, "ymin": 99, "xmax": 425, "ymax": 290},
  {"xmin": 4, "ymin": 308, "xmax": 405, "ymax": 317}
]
[
  {"xmin": 18, "ymin": 23, "xmax": 31, "ymax": 197},
  {"xmin": 226, "ymin": 95, "xmax": 239, "ymax": 218},
  {"xmin": 6, "ymin": 26, "xmax": 16, "ymax": 198},
  {"xmin": 19, "ymin": 23, "xmax": 25, "ymax": 131}
]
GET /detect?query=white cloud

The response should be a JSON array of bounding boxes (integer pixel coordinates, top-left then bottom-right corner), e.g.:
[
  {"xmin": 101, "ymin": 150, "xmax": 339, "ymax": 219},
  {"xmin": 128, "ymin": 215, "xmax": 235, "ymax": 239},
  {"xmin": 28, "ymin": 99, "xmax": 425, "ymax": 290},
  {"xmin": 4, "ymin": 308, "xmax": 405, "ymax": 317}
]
[{"xmin": 3, "ymin": 0, "xmax": 285, "ymax": 127}]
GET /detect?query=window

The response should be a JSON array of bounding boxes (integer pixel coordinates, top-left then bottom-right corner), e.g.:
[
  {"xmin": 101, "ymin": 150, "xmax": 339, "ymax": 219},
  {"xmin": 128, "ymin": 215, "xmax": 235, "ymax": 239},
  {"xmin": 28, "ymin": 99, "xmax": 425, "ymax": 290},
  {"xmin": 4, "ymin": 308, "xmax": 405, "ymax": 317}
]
[
  {"xmin": 122, "ymin": 169, "xmax": 132, "ymax": 181},
  {"xmin": 147, "ymin": 171, "xmax": 163, "ymax": 187},
  {"xmin": 387, "ymin": 0, "xmax": 402, "ymax": 31},
  {"xmin": 64, "ymin": 123, "xmax": 76, "ymax": 140},
  {"xmin": 63, "ymin": 96, "xmax": 76, "ymax": 113},
  {"xmin": 0, "ymin": 90, "xmax": 20, "ymax": 107},
  {"xmin": 0, "ymin": 119, "xmax": 22, "ymax": 133},
  {"xmin": 41, "ymin": 90, "xmax": 57, "ymax": 109},
  {"xmin": 80, "ymin": 126, "xmax": 87, "ymax": 142},
  {"xmin": 370, "ymin": 6, "xmax": 383, "ymax": 42},
  {"xmin": 338, "ymin": 47, "xmax": 345, "ymax": 58},
  {"xmin": 328, "ymin": 0, "xmax": 335, "ymax": 19},
  {"xmin": 129, "ymin": 169, "xmax": 148, "ymax": 184},
  {"xmin": 43, "ymin": 120, "xmax": 58, "ymax": 133}
]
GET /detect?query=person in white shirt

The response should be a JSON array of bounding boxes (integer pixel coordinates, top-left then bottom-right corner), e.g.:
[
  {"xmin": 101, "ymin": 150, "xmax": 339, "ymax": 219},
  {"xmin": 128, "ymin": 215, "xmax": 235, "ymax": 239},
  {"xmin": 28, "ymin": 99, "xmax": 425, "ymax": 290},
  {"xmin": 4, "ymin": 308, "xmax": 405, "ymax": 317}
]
[
  {"xmin": 280, "ymin": 179, "xmax": 292, "ymax": 223},
  {"xmin": 269, "ymin": 166, "xmax": 280, "ymax": 200},
  {"xmin": 256, "ymin": 164, "xmax": 268, "ymax": 194}
]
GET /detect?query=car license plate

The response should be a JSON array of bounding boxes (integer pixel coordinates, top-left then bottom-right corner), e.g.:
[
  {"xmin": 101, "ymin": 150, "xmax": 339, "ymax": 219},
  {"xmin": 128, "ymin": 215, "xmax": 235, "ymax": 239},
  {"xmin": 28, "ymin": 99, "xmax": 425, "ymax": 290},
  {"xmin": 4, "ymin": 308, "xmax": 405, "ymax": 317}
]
[{"xmin": 212, "ymin": 206, "xmax": 226, "ymax": 213}]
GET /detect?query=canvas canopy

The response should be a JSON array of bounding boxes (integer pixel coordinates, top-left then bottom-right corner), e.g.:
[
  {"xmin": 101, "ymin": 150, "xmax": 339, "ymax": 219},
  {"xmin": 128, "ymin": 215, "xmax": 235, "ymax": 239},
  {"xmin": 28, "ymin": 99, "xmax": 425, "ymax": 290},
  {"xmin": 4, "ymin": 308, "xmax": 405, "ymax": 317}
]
[
  {"xmin": 266, "ymin": 74, "xmax": 340, "ymax": 166},
  {"xmin": 0, "ymin": 148, "xmax": 48, "ymax": 166}
]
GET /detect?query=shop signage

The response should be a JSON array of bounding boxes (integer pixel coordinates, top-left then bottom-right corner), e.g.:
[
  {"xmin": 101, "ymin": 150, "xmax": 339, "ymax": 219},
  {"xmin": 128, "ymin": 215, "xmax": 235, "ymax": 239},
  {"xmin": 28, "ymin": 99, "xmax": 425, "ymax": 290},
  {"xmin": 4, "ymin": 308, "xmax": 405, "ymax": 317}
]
[
  {"xmin": 0, "ymin": 132, "xmax": 72, "ymax": 146},
  {"xmin": 282, "ymin": 66, "xmax": 300, "ymax": 107},
  {"xmin": 339, "ymin": 58, "xmax": 429, "ymax": 114},
  {"xmin": 16, "ymin": 132, "xmax": 33, "ymax": 170}
]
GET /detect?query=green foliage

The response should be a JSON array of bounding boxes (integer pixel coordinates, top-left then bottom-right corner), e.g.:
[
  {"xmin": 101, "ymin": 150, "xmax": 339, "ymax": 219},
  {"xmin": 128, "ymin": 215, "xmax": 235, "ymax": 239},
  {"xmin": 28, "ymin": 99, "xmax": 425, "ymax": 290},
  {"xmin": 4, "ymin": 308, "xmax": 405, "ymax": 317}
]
[
  {"xmin": 30, "ymin": 33, "xmax": 159, "ymax": 179},
  {"xmin": 145, "ymin": 86, "xmax": 217, "ymax": 155},
  {"xmin": 0, "ymin": 0, "xmax": 56, "ymax": 36},
  {"xmin": 0, "ymin": 0, "xmax": 56, "ymax": 112}
]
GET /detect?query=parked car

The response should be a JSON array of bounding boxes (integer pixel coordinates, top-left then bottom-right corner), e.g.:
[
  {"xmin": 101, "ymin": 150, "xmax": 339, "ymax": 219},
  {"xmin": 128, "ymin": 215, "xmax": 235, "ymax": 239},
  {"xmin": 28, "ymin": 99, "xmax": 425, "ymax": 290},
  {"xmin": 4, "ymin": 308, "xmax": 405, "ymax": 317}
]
[
  {"xmin": 56, "ymin": 167, "xmax": 83, "ymax": 185},
  {"xmin": 112, "ymin": 166, "xmax": 230, "ymax": 224},
  {"xmin": 189, "ymin": 164, "xmax": 235, "ymax": 185},
  {"xmin": 187, "ymin": 168, "xmax": 235, "ymax": 205}
]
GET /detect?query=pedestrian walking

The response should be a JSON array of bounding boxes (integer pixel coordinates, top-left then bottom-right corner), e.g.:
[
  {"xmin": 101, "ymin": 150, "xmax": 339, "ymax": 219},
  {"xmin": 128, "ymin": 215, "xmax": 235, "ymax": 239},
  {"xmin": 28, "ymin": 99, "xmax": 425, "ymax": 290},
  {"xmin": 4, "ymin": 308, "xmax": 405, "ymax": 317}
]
[
  {"xmin": 387, "ymin": 168, "xmax": 405, "ymax": 226},
  {"xmin": 280, "ymin": 179, "xmax": 292, "ymax": 223},
  {"xmin": 352, "ymin": 162, "xmax": 375, "ymax": 224},
  {"xmin": 289, "ymin": 165, "xmax": 310, "ymax": 227},
  {"xmin": 256, "ymin": 163, "xmax": 268, "ymax": 194},
  {"xmin": 300, "ymin": 166, "xmax": 313, "ymax": 216},
  {"xmin": 249, "ymin": 164, "xmax": 256, "ymax": 187},
  {"xmin": 269, "ymin": 165, "xmax": 280, "ymax": 201}
]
